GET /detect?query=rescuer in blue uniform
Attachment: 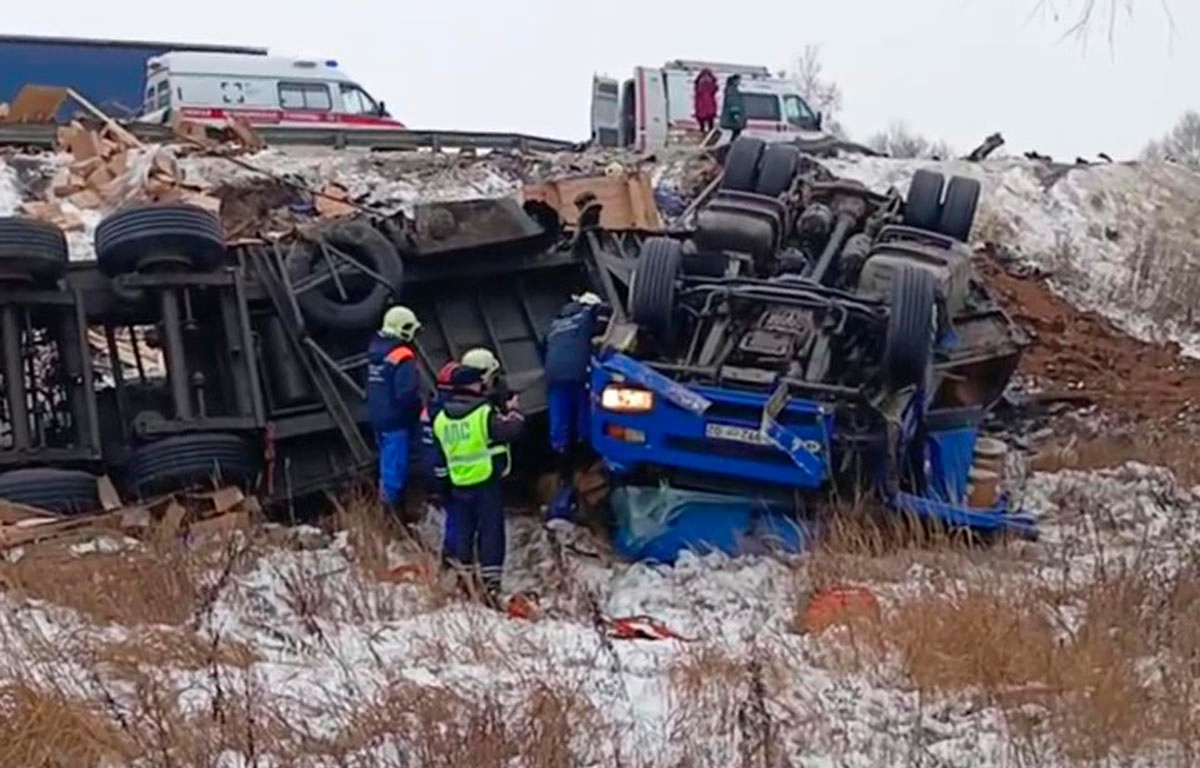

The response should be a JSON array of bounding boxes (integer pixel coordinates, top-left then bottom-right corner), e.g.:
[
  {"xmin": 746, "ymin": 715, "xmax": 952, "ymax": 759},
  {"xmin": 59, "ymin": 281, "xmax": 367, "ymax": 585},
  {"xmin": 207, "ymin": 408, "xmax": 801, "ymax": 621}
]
[
  {"xmin": 431, "ymin": 348, "xmax": 524, "ymax": 605},
  {"xmin": 545, "ymin": 291, "xmax": 607, "ymax": 455},
  {"xmin": 366, "ymin": 305, "xmax": 423, "ymax": 520}
]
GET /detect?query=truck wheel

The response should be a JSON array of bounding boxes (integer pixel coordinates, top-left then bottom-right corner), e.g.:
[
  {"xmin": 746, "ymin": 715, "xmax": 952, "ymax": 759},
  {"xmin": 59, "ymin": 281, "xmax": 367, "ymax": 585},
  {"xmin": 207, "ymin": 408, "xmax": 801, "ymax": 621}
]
[
  {"xmin": 755, "ymin": 144, "xmax": 801, "ymax": 197},
  {"xmin": 884, "ymin": 266, "xmax": 937, "ymax": 389},
  {"xmin": 720, "ymin": 137, "xmax": 765, "ymax": 193},
  {"xmin": 630, "ymin": 237, "xmax": 682, "ymax": 345},
  {"xmin": 938, "ymin": 176, "xmax": 981, "ymax": 242},
  {"xmin": 128, "ymin": 433, "xmax": 258, "ymax": 497},
  {"xmin": 902, "ymin": 169, "xmax": 944, "ymax": 232},
  {"xmin": 95, "ymin": 204, "xmax": 226, "ymax": 276},
  {"xmin": 286, "ymin": 220, "xmax": 405, "ymax": 331},
  {"xmin": 0, "ymin": 218, "xmax": 69, "ymax": 282},
  {"xmin": 0, "ymin": 468, "xmax": 99, "ymax": 515}
]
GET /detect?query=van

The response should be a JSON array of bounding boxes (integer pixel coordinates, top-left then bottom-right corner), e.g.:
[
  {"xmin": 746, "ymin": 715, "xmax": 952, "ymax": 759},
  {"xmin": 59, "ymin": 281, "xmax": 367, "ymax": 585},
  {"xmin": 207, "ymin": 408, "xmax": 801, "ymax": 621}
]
[
  {"xmin": 591, "ymin": 59, "xmax": 826, "ymax": 151},
  {"xmin": 138, "ymin": 51, "xmax": 404, "ymax": 130}
]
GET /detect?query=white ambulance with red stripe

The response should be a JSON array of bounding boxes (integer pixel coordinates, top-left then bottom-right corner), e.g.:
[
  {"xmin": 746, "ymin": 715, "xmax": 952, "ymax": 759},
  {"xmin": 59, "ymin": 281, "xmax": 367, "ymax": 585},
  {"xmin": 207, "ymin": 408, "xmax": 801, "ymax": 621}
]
[
  {"xmin": 590, "ymin": 59, "xmax": 826, "ymax": 151},
  {"xmin": 138, "ymin": 51, "xmax": 404, "ymax": 130}
]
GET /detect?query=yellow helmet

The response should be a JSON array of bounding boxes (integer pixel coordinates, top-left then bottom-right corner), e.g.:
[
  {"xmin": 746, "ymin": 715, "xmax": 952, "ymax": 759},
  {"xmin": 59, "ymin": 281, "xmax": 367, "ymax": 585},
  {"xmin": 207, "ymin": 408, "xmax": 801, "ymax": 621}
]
[
  {"xmin": 381, "ymin": 305, "xmax": 421, "ymax": 341},
  {"xmin": 461, "ymin": 347, "xmax": 501, "ymax": 384}
]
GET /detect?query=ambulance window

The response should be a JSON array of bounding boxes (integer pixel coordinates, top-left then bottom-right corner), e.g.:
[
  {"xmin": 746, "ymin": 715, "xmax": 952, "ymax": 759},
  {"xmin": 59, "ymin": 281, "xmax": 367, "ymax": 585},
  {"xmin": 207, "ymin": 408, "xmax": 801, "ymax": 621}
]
[
  {"xmin": 339, "ymin": 84, "xmax": 378, "ymax": 115},
  {"xmin": 279, "ymin": 82, "xmax": 332, "ymax": 111},
  {"xmin": 783, "ymin": 95, "xmax": 816, "ymax": 127},
  {"xmin": 743, "ymin": 93, "xmax": 781, "ymax": 122}
]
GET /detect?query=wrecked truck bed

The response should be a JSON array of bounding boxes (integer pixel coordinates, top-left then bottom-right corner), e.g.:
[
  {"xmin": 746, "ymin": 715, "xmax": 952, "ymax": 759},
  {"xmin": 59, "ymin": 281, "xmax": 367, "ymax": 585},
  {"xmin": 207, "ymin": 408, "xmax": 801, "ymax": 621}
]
[
  {"xmin": 580, "ymin": 139, "xmax": 1034, "ymax": 544},
  {"xmin": 0, "ymin": 193, "xmax": 594, "ymax": 512}
]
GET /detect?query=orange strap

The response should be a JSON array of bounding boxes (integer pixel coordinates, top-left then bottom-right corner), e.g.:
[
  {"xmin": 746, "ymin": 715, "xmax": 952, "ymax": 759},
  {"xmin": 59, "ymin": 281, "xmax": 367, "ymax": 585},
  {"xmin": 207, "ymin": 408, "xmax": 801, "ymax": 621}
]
[{"xmin": 385, "ymin": 345, "xmax": 414, "ymax": 364}]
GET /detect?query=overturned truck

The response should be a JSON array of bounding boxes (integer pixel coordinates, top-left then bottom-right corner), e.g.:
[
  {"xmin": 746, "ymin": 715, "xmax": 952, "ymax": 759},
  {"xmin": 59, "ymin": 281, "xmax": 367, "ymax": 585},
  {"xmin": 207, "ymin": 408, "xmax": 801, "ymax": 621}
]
[
  {"xmin": 0, "ymin": 193, "xmax": 588, "ymax": 512},
  {"xmin": 581, "ymin": 138, "xmax": 1035, "ymax": 547}
]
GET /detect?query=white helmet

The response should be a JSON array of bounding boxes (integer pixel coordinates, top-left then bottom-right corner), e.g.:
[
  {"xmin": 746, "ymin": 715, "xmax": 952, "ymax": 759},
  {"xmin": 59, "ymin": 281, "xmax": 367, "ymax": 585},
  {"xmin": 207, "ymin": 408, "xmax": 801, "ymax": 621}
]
[
  {"xmin": 573, "ymin": 291, "xmax": 603, "ymax": 306},
  {"xmin": 461, "ymin": 347, "xmax": 501, "ymax": 384},
  {"xmin": 380, "ymin": 305, "xmax": 421, "ymax": 341}
]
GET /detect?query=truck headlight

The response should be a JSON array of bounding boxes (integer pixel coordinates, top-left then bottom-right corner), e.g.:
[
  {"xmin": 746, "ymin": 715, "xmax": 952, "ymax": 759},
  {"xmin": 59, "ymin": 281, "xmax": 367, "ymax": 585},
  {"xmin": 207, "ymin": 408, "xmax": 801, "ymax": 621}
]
[{"xmin": 600, "ymin": 386, "xmax": 654, "ymax": 413}]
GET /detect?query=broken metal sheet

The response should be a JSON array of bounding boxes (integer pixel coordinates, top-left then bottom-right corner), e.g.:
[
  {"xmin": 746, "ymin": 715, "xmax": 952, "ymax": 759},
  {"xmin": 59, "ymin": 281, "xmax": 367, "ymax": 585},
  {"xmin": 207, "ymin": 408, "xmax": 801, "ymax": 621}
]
[
  {"xmin": 410, "ymin": 197, "xmax": 549, "ymax": 256},
  {"xmin": 522, "ymin": 172, "xmax": 663, "ymax": 231}
]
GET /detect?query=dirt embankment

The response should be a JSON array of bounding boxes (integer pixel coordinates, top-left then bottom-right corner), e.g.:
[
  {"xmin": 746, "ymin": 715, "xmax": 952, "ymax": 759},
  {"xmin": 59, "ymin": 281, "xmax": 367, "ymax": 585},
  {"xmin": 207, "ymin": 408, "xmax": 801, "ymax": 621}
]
[{"xmin": 981, "ymin": 257, "xmax": 1200, "ymax": 423}]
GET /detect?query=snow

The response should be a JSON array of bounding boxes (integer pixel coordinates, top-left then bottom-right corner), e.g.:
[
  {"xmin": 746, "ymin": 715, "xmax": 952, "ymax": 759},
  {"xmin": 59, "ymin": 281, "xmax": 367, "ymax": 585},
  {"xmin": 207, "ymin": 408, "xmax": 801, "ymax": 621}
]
[
  {"xmin": 827, "ymin": 155, "xmax": 1200, "ymax": 357},
  {"xmin": 0, "ymin": 462, "xmax": 1194, "ymax": 766}
]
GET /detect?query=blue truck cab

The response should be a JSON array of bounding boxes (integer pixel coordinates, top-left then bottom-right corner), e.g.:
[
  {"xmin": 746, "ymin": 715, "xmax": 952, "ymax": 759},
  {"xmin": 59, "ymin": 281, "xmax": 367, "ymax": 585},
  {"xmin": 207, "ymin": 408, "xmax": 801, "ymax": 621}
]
[{"xmin": 579, "ymin": 146, "xmax": 1035, "ymax": 556}]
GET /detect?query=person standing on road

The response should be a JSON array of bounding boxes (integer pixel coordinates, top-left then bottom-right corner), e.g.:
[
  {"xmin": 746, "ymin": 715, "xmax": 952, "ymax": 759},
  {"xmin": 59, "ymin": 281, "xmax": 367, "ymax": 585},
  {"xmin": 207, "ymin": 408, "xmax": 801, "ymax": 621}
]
[
  {"xmin": 367, "ymin": 305, "xmax": 424, "ymax": 522},
  {"xmin": 694, "ymin": 68, "xmax": 718, "ymax": 136},
  {"xmin": 720, "ymin": 74, "xmax": 746, "ymax": 139},
  {"xmin": 432, "ymin": 348, "xmax": 525, "ymax": 605}
]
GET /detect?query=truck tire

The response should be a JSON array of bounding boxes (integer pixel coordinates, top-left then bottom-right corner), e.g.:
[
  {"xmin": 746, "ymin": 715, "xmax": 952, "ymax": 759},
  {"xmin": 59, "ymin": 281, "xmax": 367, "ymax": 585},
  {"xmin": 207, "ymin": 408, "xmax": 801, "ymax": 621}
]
[
  {"xmin": 720, "ymin": 137, "xmax": 765, "ymax": 193},
  {"xmin": 128, "ymin": 433, "xmax": 258, "ymax": 497},
  {"xmin": 0, "ymin": 218, "xmax": 69, "ymax": 282},
  {"xmin": 286, "ymin": 220, "xmax": 404, "ymax": 331},
  {"xmin": 902, "ymin": 169, "xmax": 944, "ymax": 232},
  {"xmin": 884, "ymin": 266, "xmax": 937, "ymax": 389},
  {"xmin": 755, "ymin": 144, "xmax": 801, "ymax": 197},
  {"xmin": 95, "ymin": 204, "xmax": 226, "ymax": 276},
  {"xmin": 631, "ymin": 237, "xmax": 682, "ymax": 345},
  {"xmin": 938, "ymin": 176, "xmax": 981, "ymax": 242},
  {"xmin": 0, "ymin": 468, "xmax": 99, "ymax": 515}
]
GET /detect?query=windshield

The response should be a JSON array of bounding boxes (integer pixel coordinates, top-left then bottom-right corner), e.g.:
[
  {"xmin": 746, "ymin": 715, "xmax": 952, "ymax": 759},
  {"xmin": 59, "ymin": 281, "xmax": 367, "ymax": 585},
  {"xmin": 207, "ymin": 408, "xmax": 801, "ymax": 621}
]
[
  {"xmin": 339, "ymin": 84, "xmax": 380, "ymax": 115},
  {"xmin": 783, "ymin": 94, "xmax": 818, "ymax": 128},
  {"xmin": 742, "ymin": 93, "xmax": 781, "ymax": 122}
]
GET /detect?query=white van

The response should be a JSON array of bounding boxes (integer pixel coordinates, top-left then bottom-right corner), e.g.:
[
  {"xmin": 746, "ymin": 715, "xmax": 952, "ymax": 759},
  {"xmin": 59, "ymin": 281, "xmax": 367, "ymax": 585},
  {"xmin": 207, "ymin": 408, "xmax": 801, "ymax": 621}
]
[
  {"xmin": 591, "ymin": 59, "xmax": 827, "ymax": 151},
  {"xmin": 138, "ymin": 51, "xmax": 404, "ymax": 130}
]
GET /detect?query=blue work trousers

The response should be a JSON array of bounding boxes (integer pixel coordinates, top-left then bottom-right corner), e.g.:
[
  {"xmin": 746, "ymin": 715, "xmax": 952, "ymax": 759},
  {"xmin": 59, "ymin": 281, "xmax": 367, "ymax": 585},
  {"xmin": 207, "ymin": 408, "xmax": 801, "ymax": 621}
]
[
  {"xmin": 444, "ymin": 481, "xmax": 505, "ymax": 592},
  {"xmin": 548, "ymin": 381, "xmax": 590, "ymax": 454},
  {"xmin": 376, "ymin": 428, "xmax": 411, "ymax": 507}
]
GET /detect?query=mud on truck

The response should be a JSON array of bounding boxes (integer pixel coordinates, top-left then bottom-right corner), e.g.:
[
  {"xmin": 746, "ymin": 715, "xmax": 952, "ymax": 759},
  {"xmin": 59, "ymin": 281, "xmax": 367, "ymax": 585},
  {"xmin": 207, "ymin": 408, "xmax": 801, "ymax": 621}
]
[{"xmin": 581, "ymin": 137, "xmax": 1036, "ymax": 546}]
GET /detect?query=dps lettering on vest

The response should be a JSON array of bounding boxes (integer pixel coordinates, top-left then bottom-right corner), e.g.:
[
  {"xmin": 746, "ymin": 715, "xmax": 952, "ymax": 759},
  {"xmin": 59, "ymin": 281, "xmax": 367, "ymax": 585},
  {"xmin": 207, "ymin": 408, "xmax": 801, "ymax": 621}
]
[{"xmin": 432, "ymin": 404, "xmax": 511, "ymax": 487}]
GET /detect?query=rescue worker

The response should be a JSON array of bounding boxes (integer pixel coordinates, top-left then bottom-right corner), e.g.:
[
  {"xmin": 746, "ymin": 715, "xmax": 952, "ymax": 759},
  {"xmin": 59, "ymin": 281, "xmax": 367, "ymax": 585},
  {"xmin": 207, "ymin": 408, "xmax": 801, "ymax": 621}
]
[
  {"xmin": 545, "ymin": 292, "xmax": 607, "ymax": 456},
  {"xmin": 431, "ymin": 348, "xmax": 524, "ymax": 604},
  {"xmin": 366, "ymin": 305, "xmax": 423, "ymax": 520},
  {"xmin": 720, "ymin": 74, "xmax": 746, "ymax": 139},
  {"xmin": 693, "ymin": 68, "xmax": 718, "ymax": 135}
]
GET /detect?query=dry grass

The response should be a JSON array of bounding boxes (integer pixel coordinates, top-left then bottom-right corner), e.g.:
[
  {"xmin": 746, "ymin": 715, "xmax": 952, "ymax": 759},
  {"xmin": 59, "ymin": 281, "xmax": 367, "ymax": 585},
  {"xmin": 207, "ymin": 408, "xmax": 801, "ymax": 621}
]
[{"xmin": 1033, "ymin": 428, "xmax": 1200, "ymax": 486}]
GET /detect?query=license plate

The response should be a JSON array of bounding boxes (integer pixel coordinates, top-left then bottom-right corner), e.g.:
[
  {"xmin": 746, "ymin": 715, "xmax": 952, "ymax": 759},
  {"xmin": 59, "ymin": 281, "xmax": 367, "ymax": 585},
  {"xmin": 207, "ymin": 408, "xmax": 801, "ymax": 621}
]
[{"xmin": 705, "ymin": 423, "xmax": 769, "ymax": 446}]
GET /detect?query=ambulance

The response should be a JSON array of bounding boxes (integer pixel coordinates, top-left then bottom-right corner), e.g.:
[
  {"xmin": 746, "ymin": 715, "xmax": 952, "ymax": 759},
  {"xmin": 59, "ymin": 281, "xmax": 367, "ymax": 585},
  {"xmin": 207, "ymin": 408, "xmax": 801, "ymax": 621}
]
[
  {"xmin": 590, "ymin": 59, "xmax": 827, "ymax": 151},
  {"xmin": 137, "ymin": 51, "xmax": 404, "ymax": 130}
]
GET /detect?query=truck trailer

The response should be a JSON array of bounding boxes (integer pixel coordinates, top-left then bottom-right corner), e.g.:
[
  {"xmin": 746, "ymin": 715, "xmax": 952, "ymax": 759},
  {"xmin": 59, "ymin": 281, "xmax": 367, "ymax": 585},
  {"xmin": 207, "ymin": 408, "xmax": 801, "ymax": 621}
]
[{"xmin": 0, "ymin": 34, "xmax": 266, "ymax": 118}]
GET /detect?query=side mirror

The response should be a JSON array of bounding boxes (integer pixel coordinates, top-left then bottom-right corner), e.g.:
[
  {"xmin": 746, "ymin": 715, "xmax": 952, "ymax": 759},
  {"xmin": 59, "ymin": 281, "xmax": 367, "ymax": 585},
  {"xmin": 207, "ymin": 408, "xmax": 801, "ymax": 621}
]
[
  {"xmin": 815, "ymin": 111, "xmax": 824, "ymax": 130},
  {"xmin": 378, "ymin": 101, "xmax": 389, "ymax": 117}
]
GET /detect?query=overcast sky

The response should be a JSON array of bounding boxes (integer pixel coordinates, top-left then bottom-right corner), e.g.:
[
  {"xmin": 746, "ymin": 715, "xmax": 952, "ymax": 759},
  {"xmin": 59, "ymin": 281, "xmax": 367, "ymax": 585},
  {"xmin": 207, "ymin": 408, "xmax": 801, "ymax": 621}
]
[{"xmin": 8, "ymin": 0, "xmax": 1192, "ymax": 160}]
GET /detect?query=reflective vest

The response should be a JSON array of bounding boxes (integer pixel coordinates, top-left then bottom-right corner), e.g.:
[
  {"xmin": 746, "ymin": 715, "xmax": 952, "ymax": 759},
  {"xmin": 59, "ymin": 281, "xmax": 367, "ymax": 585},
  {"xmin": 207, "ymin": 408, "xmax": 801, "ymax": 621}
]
[{"xmin": 432, "ymin": 404, "xmax": 511, "ymax": 487}]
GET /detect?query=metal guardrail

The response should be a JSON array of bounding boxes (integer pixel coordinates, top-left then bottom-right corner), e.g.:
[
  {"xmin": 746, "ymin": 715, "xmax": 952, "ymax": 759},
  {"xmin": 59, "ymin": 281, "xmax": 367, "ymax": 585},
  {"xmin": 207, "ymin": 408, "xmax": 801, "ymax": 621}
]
[{"xmin": 0, "ymin": 122, "xmax": 584, "ymax": 153}]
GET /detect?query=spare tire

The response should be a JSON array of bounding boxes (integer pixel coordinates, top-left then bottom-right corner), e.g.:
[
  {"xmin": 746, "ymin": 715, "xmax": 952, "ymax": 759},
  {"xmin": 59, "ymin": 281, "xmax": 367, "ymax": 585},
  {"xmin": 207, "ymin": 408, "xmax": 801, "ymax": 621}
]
[
  {"xmin": 630, "ymin": 237, "xmax": 682, "ymax": 345},
  {"xmin": 128, "ymin": 433, "xmax": 258, "ymax": 497},
  {"xmin": 95, "ymin": 204, "xmax": 226, "ymax": 276},
  {"xmin": 902, "ymin": 169, "xmax": 944, "ymax": 232},
  {"xmin": 883, "ymin": 266, "xmax": 937, "ymax": 389},
  {"xmin": 0, "ymin": 218, "xmax": 69, "ymax": 282},
  {"xmin": 938, "ymin": 176, "xmax": 981, "ymax": 243},
  {"xmin": 0, "ymin": 468, "xmax": 99, "ymax": 515},
  {"xmin": 755, "ymin": 144, "xmax": 801, "ymax": 197},
  {"xmin": 720, "ymin": 137, "xmax": 766, "ymax": 193},
  {"xmin": 286, "ymin": 220, "xmax": 405, "ymax": 331}
]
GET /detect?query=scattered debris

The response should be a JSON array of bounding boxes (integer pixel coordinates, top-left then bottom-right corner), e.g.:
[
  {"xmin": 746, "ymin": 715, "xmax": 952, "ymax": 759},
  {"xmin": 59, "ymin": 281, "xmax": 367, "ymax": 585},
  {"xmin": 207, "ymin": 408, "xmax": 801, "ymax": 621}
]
[
  {"xmin": 314, "ymin": 182, "xmax": 357, "ymax": 219},
  {"xmin": 965, "ymin": 132, "xmax": 1005, "ymax": 162},
  {"xmin": 523, "ymin": 170, "xmax": 664, "ymax": 231}
]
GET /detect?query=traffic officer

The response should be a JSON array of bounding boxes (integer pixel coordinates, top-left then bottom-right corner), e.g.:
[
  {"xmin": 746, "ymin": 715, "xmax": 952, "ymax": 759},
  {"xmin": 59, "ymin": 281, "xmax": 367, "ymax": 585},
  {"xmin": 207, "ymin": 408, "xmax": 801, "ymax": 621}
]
[
  {"xmin": 431, "ymin": 348, "xmax": 524, "ymax": 604},
  {"xmin": 544, "ymin": 291, "xmax": 607, "ymax": 455},
  {"xmin": 366, "ymin": 305, "xmax": 423, "ymax": 520}
]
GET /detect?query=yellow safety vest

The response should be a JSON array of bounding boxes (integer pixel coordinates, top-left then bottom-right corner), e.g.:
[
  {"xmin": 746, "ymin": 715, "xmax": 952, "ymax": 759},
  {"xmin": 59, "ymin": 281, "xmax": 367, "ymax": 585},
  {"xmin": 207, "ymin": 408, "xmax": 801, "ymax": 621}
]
[{"xmin": 432, "ymin": 404, "xmax": 511, "ymax": 487}]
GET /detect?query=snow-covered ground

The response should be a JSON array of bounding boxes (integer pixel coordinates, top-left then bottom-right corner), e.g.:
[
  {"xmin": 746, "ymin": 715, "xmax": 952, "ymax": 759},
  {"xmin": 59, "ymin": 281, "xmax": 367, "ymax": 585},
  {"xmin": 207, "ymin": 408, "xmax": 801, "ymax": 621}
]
[{"xmin": 0, "ymin": 463, "xmax": 1195, "ymax": 767}]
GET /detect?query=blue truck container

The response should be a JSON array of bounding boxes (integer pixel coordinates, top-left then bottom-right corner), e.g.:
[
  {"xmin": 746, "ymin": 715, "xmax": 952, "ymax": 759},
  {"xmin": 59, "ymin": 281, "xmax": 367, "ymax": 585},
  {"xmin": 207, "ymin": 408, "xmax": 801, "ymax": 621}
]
[{"xmin": 0, "ymin": 34, "xmax": 266, "ymax": 118}]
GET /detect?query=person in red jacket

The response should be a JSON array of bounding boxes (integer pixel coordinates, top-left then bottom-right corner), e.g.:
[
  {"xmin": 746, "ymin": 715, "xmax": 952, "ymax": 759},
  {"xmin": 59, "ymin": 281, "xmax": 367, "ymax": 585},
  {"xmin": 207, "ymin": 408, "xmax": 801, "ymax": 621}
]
[{"xmin": 694, "ymin": 68, "xmax": 718, "ymax": 135}]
